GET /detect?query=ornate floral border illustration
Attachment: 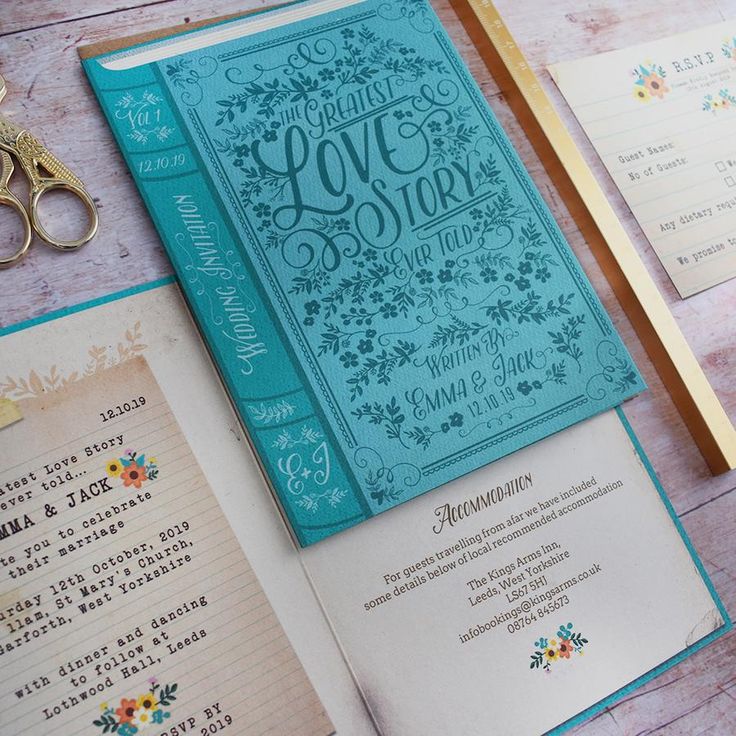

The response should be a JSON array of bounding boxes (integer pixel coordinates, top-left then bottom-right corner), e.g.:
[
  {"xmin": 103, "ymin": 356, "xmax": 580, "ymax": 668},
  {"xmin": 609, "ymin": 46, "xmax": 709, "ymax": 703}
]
[{"xmin": 1, "ymin": 323, "xmax": 146, "ymax": 400}]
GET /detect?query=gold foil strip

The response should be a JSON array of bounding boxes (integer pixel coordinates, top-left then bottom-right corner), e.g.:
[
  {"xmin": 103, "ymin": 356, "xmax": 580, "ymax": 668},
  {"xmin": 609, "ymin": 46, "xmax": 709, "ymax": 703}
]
[{"xmin": 451, "ymin": 0, "xmax": 736, "ymax": 473}]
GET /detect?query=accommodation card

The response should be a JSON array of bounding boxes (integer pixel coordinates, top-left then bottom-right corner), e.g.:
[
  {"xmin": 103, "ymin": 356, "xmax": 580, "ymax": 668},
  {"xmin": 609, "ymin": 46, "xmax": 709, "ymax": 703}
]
[
  {"xmin": 550, "ymin": 21, "xmax": 736, "ymax": 298},
  {"xmin": 81, "ymin": 0, "xmax": 644, "ymax": 546},
  {"xmin": 303, "ymin": 408, "xmax": 729, "ymax": 735},
  {"xmin": 0, "ymin": 355, "xmax": 333, "ymax": 735}
]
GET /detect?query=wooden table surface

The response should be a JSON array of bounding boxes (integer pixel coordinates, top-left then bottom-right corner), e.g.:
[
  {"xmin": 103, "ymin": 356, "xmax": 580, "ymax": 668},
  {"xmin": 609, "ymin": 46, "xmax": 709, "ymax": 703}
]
[{"xmin": 1, "ymin": 1, "xmax": 734, "ymax": 733}]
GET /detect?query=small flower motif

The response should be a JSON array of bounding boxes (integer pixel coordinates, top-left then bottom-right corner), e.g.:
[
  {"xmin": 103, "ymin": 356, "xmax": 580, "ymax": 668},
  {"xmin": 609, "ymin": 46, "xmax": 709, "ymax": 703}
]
[
  {"xmin": 557, "ymin": 639, "xmax": 573, "ymax": 659},
  {"xmin": 137, "ymin": 694, "xmax": 158, "ymax": 713},
  {"xmin": 364, "ymin": 248, "xmax": 377, "ymax": 262},
  {"xmin": 365, "ymin": 329, "xmax": 377, "ymax": 339},
  {"xmin": 262, "ymin": 129, "xmax": 278, "ymax": 142},
  {"xmin": 335, "ymin": 218, "xmax": 350, "ymax": 231},
  {"xmin": 449, "ymin": 412, "xmax": 464, "ymax": 427},
  {"xmin": 470, "ymin": 207, "xmax": 483, "ymax": 221},
  {"xmin": 120, "ymin": 463, "xmax": 147, "ymax": 489},
  {"xmin": 319, "ymin": 68, "xmax": 336, "ymax": 81},
  {"xmin": 545, "ymin": 646, "xmax": 558, "ymax": 662},
  {"xmin": 253, "ymin": 203, "xmax": 272, "ymax": 218},
  {"xmin": 380, "ymin": 303, "xmax": 398, "ymax": 319},
  {"xmin": 441, "ymin": 422, "xmax": 450, "ymax": 433},
  {"xmin": 480, "ymin": 267, "xmax": 498, "ymax": 283},
  {"xmin": 535, "ymin": 267, "xmax": 551, "ymax": 283},
  {"xmin": 303, "ymin": 316, "xmax": 315, "ymax": 327},
  {"xmin": 633, "ymin": 86, "xmax": 650, "ymax": 102},
  {"xmin": 518, "ymin": 260, "xmax": 533, "ymax": 275},
  {"xmin": 106, "ymin": 460, "xmax": 123, "ymax": 478},
  {"xmin": 644, "ymin": 72, "xmax": 669, "ymax": 99},
  {"xmin": 321, "ymin": 89, "xmax": 334, "ymax": 99},
  {"xmin": 340, "ymin": 351, "xmax": 359, "ymax": 368},
  {"xmin": 557, "ymin": 623, "xmax": 573, "ymax": 639},
  {"xmin": 416, "ymin": 268, "xmax": 434, "ymax": 285},
  {"xmin": 438, "ymin": 268, "xmax": 452, "ymax": 283},
  {"xmin": 393, "ymin": 110, "xmax": 407, "ymax": 120},
  {"xmin": 534, "ymin": 637, "xmax": 549, "ymax": 650},
  {"xmin": 132, "ymin": 707, "xmax": 154, "ymax": 730},
  {"xmin": 515, "ymin": 276, "xmax": 530, "ymax": 291},
  {"xmin": 305, "ymin": 300, "xmax": 321, "ymax": 315},
  {"xmin": 504, "ymin": 272, "xmax": 515, "ymax": 283},
  {"xmin": 152, "ymin": 710, "xmax": 170, "ymax": 724},
  {"xmin": 357, "ymin": 339, "xmax": 374, "ymax": 354},
  {"xmin": 116, "ymin": 698, "xmax": 138, "ymax": 724},
  {"xmin": 369, "ymin": 290, "xmax": 384, "ymax": 304},
  {"xmin": 517, "ymin": 381, "xmax": 533, "ymax": 396},
  {"xmin": 341, "ymin": 27, "xmax": 355, "ymax": 38},
  {"xmin": 427, "ymin": 120, "xmax": 441, "ymax": 132}
]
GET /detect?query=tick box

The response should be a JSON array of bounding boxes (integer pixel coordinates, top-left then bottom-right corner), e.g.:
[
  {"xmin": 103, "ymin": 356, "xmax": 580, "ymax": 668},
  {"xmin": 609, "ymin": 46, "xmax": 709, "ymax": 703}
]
[
  {"xmin": 716, "ymin": 161, "xmax": 727, "ymax": 172},
  {"xmin": 726, "ymin": 176, "xmax": 736, "ymax": 187}
]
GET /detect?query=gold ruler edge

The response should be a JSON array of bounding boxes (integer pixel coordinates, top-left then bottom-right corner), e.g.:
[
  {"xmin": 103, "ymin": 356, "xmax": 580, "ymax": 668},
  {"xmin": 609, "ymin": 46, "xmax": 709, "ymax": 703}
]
[{"xmin": 450, "ymin": 0, "xmax": 736, "ymax": 474}]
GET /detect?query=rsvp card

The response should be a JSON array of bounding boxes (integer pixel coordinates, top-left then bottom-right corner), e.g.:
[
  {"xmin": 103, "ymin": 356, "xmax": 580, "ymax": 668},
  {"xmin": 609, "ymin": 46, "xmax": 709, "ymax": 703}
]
[{"xmin": 550, "ymin": 21, "xmax": 736, "ymax": 297}]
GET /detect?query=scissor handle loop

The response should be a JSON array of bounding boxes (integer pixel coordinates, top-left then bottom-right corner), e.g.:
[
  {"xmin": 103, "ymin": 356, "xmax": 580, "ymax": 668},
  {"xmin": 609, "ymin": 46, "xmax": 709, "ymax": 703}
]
[
  {"xmin": 0, "ymin": 189, "xmax": 32, "ymax": 269},
  {"xmin": 30, "ymin": 179, "xmax": 99, "ymax": 251}
]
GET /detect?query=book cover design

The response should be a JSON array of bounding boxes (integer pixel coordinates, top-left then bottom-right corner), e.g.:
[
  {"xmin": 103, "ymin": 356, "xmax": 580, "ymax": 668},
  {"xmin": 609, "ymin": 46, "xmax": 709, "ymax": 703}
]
[{"xmin": 82, "ymin": 0, "xmax": 644, "ymax": 545}]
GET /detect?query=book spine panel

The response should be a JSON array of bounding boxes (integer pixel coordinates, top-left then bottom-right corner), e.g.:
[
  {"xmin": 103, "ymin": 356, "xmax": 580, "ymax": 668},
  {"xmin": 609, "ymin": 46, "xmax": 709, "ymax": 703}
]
[{"xmin": 81, "ymin": 60, "xmax": 370, "ymax": 544}]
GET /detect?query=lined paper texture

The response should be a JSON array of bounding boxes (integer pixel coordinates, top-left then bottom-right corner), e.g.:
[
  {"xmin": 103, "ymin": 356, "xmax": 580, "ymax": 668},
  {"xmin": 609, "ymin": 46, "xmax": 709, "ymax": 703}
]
[
  {"xmin": 550, "ymin": 21, "xmax": 736, "ymax": 297},
  {"xmin": 0, "ymin": 357, "xmax": 333, "ymax": 736}
]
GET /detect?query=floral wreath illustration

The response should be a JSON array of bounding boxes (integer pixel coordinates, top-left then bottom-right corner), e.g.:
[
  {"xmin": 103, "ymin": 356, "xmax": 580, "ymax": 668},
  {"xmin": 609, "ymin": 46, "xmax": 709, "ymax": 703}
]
[
  {"xmin": 94, "ymin": 679, "xmax": 178, "ymax": 734},
  {"xmin": 105, "ymin": 449, "xmax": 159, "ymax": 489},
  {"xmin": 530, "ymin": 623, "xmax": 589, "ymax": 672},
  {"xmin": 632, "ymin": 61, "xmax": 670, "ymax": 102}
]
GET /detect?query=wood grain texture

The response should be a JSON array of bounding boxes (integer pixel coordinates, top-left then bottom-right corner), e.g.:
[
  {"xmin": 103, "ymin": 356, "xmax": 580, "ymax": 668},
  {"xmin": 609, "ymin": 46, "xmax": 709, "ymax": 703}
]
[{"xmin": 0, "ymin": 1, "xmax": 733, "ymax": 733}]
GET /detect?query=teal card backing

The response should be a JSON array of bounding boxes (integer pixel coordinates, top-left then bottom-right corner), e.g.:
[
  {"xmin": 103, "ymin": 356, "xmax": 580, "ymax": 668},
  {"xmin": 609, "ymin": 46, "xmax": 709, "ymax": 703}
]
[{"xmin": 82, "ymin": 0, "xmax": 645, "ymax": 545}]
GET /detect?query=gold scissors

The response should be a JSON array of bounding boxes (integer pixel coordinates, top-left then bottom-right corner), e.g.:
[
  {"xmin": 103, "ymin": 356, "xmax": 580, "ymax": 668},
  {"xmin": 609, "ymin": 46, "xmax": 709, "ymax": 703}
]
[{"xmin": 0, "ymin": 74, "xmax": 98, "ymax": 268}]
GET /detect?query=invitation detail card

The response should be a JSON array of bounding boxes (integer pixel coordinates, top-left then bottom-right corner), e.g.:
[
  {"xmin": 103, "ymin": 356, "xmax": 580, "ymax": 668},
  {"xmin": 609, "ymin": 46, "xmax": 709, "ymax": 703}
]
[
  {"xmin": 303, "ymin": 410, "xmax": 724, "ymax": 736},
  {"xmin": 82, "ymin": 0, "xmax": 644, "ymax": 545},
  {"xmin": 550, "ymin": 21, "xmax": 736, "ymax": 297},
  {"xmin": 0, "ymin": 357, "xmax": 333, "ymax": 736}
]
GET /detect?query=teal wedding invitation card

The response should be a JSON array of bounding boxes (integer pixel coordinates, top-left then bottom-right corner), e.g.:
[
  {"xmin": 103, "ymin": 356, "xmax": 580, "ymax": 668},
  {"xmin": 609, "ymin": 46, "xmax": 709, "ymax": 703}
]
[{"xmin": 82, "ymin": 0, "xmax": 645, "ymax": 545}]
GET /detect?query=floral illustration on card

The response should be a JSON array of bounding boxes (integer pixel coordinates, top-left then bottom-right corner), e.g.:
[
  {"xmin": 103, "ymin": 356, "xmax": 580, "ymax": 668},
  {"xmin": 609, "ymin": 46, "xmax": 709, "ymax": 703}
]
[
  {"xmin": 106, "ymin": 449, "xmax": 159, "ymax": 489},
  {"xmin": 94, "ymin": 679, "xmax": 177, "ymax": 733},
  {"xmin": 723, "ymin": 36, "xmax": 736, "ymax": 62},
  {"xmin": 702, "ymin": 89, "xmax": 736, "ymax": 113},
  {"xmin": 631, "ymin": 62, "xmax": 669, "ymax": 102},
  {"xmin": 530, "ymin": 623, "xmax": 588, "ymax": 672},
  {"xmin": 1, "ymin": 324, "xmax": 146, "ymax": 400}
]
